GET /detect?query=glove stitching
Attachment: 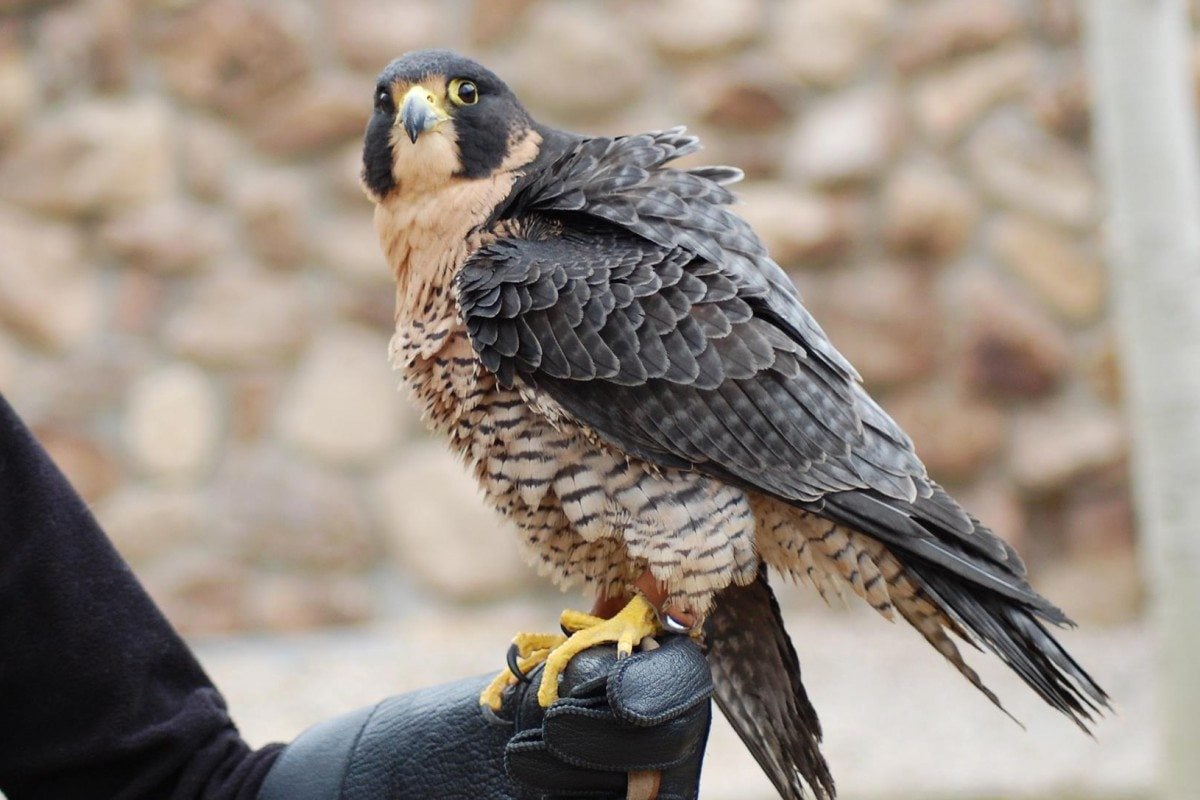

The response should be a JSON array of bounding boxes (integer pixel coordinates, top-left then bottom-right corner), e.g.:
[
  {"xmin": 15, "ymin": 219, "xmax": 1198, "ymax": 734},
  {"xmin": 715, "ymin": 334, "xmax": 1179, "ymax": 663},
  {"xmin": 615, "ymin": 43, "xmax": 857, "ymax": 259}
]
[
  {"xmin": 547, "ymin": 745, "xmax": 696, "ymax": 774},
  {"xmin": 542, "ymin": 720, "xmax": 699, "ymax": 775},
  {"xmin": 607, "ymin": 662, "xmax": 709, "ymax": 726}
]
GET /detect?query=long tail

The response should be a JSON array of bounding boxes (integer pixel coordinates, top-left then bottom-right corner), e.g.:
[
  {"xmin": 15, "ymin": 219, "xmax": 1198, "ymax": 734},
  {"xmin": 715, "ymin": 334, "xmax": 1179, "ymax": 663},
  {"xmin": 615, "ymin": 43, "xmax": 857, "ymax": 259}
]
[
  {"xmin": 819, "ymin": 488, "xmax": 1111, "ymax": 731},
  {"xmin": 703, "ymin": 568, "xmax": 834, "ymax": 800},
  {"xmin": 903, "ymin": 560, "xmax": 1110, "ymax": 730}
]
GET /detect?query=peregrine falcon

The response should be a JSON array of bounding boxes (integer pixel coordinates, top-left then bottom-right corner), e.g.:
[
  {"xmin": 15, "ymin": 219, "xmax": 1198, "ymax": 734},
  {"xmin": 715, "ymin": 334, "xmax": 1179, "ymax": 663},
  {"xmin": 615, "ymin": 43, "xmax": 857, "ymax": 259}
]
[{"xmin": 362, "ymin": 49, "xmax": 1108, "ymax": 800}]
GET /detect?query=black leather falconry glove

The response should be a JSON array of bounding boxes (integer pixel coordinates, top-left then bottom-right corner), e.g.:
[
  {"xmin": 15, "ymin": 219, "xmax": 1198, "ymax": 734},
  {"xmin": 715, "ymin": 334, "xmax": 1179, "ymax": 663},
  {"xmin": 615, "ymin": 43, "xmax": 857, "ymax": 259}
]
[
  {"xmin": 258, "ymin": 636, "xmax": 713, "ymax": 800},
  {"xmin": 0, "ymin": 393, "xmax": 708, "ymax": 800}
]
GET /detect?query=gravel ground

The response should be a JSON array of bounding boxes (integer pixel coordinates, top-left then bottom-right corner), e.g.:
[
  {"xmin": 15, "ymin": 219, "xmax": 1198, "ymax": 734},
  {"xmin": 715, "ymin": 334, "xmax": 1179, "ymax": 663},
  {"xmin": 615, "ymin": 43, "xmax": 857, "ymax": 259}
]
[{"xmin": 195, "ymin": 594, "xmax": 1155, "ymax": 800}]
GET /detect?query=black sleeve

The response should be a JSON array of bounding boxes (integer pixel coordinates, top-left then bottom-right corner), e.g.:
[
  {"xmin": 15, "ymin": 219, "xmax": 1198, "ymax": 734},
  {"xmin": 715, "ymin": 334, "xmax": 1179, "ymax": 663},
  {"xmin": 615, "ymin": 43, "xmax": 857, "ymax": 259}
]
[{"xmin": 0, "ymin": 394, "xmax": 283, "ymax": 800}]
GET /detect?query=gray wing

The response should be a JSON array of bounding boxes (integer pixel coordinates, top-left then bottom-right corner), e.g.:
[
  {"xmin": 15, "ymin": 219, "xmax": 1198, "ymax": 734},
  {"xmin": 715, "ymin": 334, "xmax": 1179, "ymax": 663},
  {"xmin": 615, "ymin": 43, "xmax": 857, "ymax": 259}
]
[
  {"xmin": 458, "ymin": 219, "xmax": 1041, "ymax": 605},
  {"xmin": 462, "ymin": 129, "xmax": 1109, "ymax": 730},
  {"xmin": 508, "ymin": 127, "xmax": 860, "ymax": 387}
]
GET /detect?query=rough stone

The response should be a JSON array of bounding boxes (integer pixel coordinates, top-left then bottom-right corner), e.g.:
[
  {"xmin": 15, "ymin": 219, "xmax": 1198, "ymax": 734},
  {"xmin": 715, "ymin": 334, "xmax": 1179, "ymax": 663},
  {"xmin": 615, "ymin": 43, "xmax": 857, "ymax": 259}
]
[
  {"xmin": 1062, "ymin": 469, "xmax": 1136, "ymax": 557},
  {"xmin": 112, "ymin": 269, "xmax": 165, "ymax": 335},
  {"xmin": 770, "ymin": 0, "xmax": 889, "ymax": 87},
  {"xmin": 91, "ymin": 0, "xmax": 135, "ymax": 91},
  {"xmin": 166, "ymin": 267, "xmax": 311, "ymax": 367},
  {"xmin": 1032, "ymin": 63, "xmax": 1090, "ymax": 142},
  {"xmin": 1010, "ymin": 404, "xmax": 1127, "ymax": 493},
  {"xmin": 100, "ymin": 201, "xmax": 229, "ymax": 274},
  {"xmin": 249, "ymin": 76, "xmax": 370, "ymax": 157},
  {"xmin": 0, "ymin": 0, "xmax": 1140, "ymax": 639},
  {"xmin": 506, "ymin": 3, "xmax": 649, "ymax": 119},
  {"xmin": 676, "ymin": 125, "xmax": 792, "ymax": 182},
  {"xmin": 967, "ymin": 116, "xmax": 1098, "ymax": 230},
  {"xmin": 0, "ymin": 22, "xmax": 36, "ymax": 142},
  {"xmin": 0, "ymin": 205, "xmax": 102, "ymax": 352},
  {"xmin": 10, "ymin": 344, "xmax": 151, "ymax": 424},
  {"xmin": 151, "ymin": 0, "xmax": 310, "ymax": 119},
  {"xmin": 276, "ymin": 325, "xmax": 403, "ymax": 466},
  {"xmin": 990, "ymin": 215, "xmax": 1107, "ymax": 325},
  {"xmin": 645, "ymin": 0, "xmax": 763, "ymax": 59},
  {"xmin": 797, "ymin": 262, "xmax": 939, "ymax": 388},
  {"xmin": 32, "ymin": 426, "xmax": 122, "ymax": 504},
  {"xmin": 1035, "ymin": 0, "xmax": 1080, "ymax": 43},
  {"xmin": 786, "ymin": 85, "xmax": 900, "ymax": 186},
  {"xmin": 140, "ymin": 548, "xmax": 252, "ymax": 635},
  {"xmin": 882, "ymin": 160, "xmax": 980, "ymax": 260},
  {"xmin": 213, "ymin": 449, "xmax": 379, "ymax": 572},
  {"xmin": 335, "ymin": 283, "xmax": 398, "ymax": 335},
  {"xmin": 735, "ymin": 183, "xmax": 856, "ymax": 266},
  {"xmin": 468, "ymin": 0, "xmax": 540, "ymax": 47},
  {"xmin": 35, "ymin": 0, "xmax": 135, "ymax": 94},
  {"xmin": 884, "ymin": 384, "xmax": 1006, "ymax": 483},
  {"xmin": 1084, "ymin": 333, "xmax": 1123, "ymax": 406},
  {"xmin": 893, "ymin": 0, "xmax": 1025, "ymax": 73},
  {"xmin": 232, "ymin": 167, "xmax": 312, "ymax": 269},
  {"xmin": 0, "ymin": 98, "xmax": 173, "ymax": 216},
  {"xmin": 328, "ymin": 142, "xmax": 372, "ymax": 206},
  {"xmin": 229, "ymin": 372, "xmax": 281, "ymax": 443},
  {"xmin": 313, "ymin": 212, "xmax": 391, "ymax": 285},
  {"xmin": 685, "ymin": 70, "xmax": 791, "ymax": 132},
  {"xmin": 31, "ymin": 1, "xmax": 98, "ymax": 97},
  {"xmin": 122, "ymin": 363, "xmax": 222, "ymax": 482},
  {"xmin": 957, "ymin": 271, "xmax": 1071, "ymax": 399},
  {"xmin": 96, "ymin": 485, "xmax": 207, "ymax": 566},
  {"xmin": 912, "ymin": 44, "xmax": 1035, "ymax": 143},
  {"xmin": 180, "ymin": 116, "xmax": 241, "ymax": 202},
  {"xmin": 332, "ymin": 0, "xmax": 445, "ymax": 72},
  {"xmin": 374, "ymin": 443, "xmax": 531, "ymax": 601}
]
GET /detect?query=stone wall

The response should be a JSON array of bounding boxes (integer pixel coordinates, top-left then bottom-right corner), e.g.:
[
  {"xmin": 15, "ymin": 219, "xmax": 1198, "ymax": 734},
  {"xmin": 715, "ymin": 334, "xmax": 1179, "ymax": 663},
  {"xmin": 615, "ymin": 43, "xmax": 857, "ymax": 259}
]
[{"xmin": 1, "ymin": 0, "xmax": 1175, "ymax": 632}]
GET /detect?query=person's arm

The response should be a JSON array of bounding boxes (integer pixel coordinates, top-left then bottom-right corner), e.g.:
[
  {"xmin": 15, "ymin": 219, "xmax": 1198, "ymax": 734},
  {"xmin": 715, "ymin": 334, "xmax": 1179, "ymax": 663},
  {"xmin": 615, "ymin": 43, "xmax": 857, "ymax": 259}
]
[
  {"xmin": 0, "ymin": 394, "xmax": 282, "ymax": 800},
  {"xmin": 0, "ymin": 393, "xmax": 712, "ymax": 800}
]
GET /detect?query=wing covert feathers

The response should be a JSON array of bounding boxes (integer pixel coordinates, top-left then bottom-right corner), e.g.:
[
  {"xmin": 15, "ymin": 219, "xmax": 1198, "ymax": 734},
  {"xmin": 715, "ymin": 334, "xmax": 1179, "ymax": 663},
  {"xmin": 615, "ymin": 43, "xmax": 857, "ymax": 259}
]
[
  {"xmin": 704, "ymin": 569, "xmax": 834, "ymax": 800},
  {"xmin": 461, "ymin": 123, "xmax": 1110, "ymax": 739}
]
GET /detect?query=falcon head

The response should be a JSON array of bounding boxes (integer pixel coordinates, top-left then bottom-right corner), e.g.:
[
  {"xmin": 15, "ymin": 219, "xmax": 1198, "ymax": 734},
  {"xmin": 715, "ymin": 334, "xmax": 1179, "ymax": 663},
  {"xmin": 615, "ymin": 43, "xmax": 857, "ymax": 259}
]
[{"xmin": 361, "ymin": 49, "xmax": 536, "ymax": 201}]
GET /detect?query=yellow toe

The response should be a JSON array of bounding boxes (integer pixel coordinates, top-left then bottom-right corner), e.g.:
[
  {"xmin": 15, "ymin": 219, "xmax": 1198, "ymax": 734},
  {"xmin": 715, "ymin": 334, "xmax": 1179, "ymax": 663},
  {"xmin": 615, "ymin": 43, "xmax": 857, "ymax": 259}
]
[
  {"xmin": 480, "ymin": 668, "xmax": 517, "ymax": 712},
  {"xmin": 512, "ymin": 631, "xmax": 567, "ymax": 656},
  {"xmin": 559, "ymin": 609, "xmax": 605, "ymax": 633},
  {"xmin": 478, "ymin": 630, "xmax": 567, "ymax": 711},
  {"xmin": 536, "ymin": 595, "xmax": 660, "ymax": 707}
]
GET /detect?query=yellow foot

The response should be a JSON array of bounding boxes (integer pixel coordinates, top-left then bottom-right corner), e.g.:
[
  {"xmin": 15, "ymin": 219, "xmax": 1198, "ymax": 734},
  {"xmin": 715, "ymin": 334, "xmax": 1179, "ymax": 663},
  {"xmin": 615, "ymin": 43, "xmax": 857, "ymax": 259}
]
[
  {"xmin": 479, "ymin": 631, "xmax": 566, "ymax": 711},
  {"xmin": 537, "ymin": 595, "xmax": 660, "ymax": 707}
]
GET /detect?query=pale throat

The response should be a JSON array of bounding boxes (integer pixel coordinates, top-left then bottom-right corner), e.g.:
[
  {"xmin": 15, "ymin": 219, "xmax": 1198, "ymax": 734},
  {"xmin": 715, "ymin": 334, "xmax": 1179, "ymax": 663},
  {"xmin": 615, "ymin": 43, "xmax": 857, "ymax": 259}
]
[{"xmin": 374, "ymin": 128, "xmax": 543, "ymax": 332}]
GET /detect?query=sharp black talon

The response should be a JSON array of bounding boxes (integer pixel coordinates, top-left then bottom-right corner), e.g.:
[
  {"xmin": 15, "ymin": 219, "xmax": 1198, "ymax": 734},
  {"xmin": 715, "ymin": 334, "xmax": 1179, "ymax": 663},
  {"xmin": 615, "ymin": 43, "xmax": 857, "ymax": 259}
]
[
  {"xmin": 663, "ymin": 614, "xmax": 692, "ymax": 634},
  {"xmin": 507, "ymin": 642, "xmax": 531, "ymax": 684}
]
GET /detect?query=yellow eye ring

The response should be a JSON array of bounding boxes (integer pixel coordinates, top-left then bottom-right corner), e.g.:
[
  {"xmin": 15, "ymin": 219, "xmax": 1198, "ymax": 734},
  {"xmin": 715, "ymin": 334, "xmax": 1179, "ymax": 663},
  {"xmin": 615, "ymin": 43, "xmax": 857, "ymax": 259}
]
[{"xmin": 449, "ymin": 78, "xmax": 479, "ymax": 106}]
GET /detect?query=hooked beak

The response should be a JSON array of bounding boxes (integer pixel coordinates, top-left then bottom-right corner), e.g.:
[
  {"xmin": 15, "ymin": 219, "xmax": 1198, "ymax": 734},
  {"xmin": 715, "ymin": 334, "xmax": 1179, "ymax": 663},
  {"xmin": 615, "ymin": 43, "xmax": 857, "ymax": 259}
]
[{"xmin": 400, "ymin": 86, "xmax": 447, "ymax": 144}]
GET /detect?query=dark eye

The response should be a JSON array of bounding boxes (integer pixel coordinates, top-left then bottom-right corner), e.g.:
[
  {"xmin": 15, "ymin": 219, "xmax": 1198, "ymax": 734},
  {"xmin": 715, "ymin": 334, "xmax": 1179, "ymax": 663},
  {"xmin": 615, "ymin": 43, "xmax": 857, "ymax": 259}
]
[
  {"xmin": 449, "ymin": 78, "xmax": 478, "ymax": 106},
  {"xmin": 375, "ymin": 86, "xmax": 394, "ymax": 114}
]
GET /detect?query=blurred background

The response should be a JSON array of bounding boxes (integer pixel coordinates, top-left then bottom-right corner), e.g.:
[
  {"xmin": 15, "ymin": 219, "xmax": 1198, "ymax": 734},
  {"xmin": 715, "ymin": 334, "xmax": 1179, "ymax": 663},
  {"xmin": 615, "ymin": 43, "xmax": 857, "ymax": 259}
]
[{"xmin": 1, "ymin": 0, "xmax": 1194, "ymax": 797}]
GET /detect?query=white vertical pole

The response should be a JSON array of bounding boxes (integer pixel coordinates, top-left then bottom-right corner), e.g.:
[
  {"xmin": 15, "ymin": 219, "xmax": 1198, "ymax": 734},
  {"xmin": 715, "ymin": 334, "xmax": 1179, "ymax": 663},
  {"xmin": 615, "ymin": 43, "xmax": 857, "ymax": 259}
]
[{"xmin": 1082, "ymin": 3, "xmax": 1200, "ymax": 798}]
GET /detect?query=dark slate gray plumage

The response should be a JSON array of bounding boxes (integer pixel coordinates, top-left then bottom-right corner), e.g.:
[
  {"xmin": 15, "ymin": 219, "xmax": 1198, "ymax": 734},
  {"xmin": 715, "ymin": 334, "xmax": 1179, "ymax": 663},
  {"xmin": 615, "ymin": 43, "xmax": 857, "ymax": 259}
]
[
  {"xmin": 366, "ymin": 47, "xmax": 1108, "ymax": 800},
  {"xmin": 704, "ymin": 569, "xmax": 834, "ymax": 800},
  {"xmin": 457, "ymin": 125, "xmax": 1110, "ymax": 749}
]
